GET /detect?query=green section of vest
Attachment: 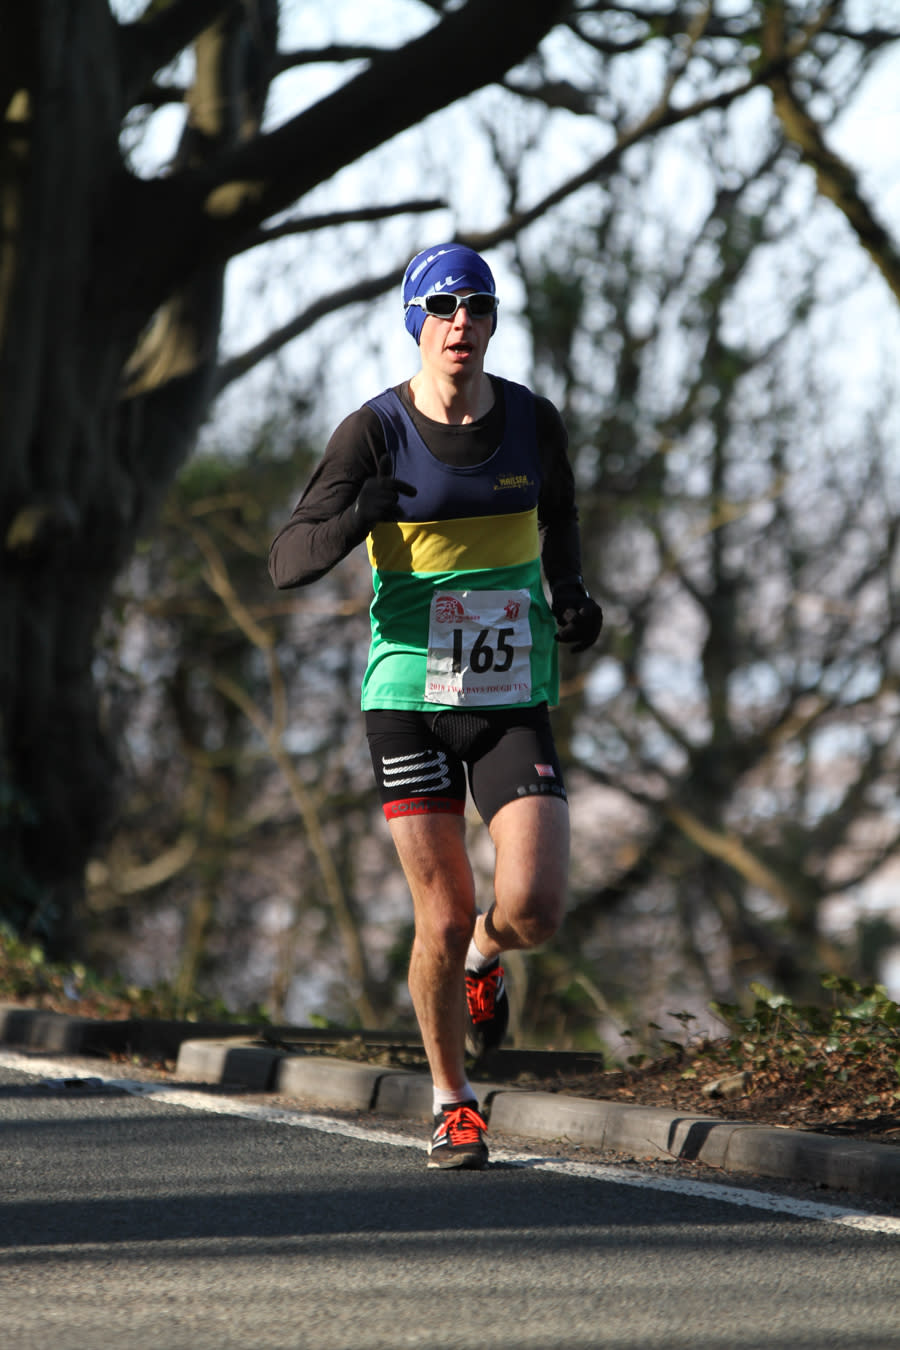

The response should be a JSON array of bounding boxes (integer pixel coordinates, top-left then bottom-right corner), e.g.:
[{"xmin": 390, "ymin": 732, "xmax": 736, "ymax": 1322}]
[{"xmin": 360, "ymin": 561, "xmax": 559, "ymax": 712}]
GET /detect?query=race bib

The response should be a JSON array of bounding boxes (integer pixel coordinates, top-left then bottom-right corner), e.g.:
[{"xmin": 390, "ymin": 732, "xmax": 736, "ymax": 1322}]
[{"xmin": 425, "ymin": 590, "xmax": 532, "ymax": 706}]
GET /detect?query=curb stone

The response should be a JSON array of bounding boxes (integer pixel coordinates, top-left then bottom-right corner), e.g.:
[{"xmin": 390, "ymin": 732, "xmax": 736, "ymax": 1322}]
[
  {"xmin": 0, "ymin": 1002, "xmax": 271, "ymax": 1059},
  {"xmin": 173, "ymin": 1036, "xmax": 900, "ymax": 1205},
  {"xmin": 485, "ymin": 1089, "xmax": 900, "ymax": 1201},
  {"xmin": 2, "ymin": 1005, "xmax": 897, "ymax": 1204}
]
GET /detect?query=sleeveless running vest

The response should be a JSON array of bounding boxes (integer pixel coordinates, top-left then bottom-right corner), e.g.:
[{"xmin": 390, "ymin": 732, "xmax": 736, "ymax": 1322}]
[{"xmin": 360, "ymin": 378, "xmax": 559, "ymax": 712}]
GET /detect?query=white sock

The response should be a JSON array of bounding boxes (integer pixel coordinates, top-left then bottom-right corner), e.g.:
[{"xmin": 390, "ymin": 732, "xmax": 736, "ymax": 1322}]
[
  {"xmin": 433, "ymin": 1082, "xmax": 476, "ymax": 1113},
  {"xmin": 465, "ymin": 930, "xmax": 495, "ymax": 973}
]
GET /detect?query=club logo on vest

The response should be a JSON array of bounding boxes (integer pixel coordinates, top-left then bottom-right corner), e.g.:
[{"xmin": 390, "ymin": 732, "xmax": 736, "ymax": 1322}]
[{"xmin": 493, "ymin": 473, "xmax": 534, "ymax": 492}]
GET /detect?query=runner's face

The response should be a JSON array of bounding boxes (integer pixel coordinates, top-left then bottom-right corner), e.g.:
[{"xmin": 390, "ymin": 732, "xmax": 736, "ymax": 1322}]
[{"xmin": 418, "ymin": 289, "xmax": 492, "ymax": 376}]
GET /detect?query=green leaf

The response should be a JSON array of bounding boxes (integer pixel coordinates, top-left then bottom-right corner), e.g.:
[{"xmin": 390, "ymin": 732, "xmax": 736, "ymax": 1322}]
[
  {"xmin": 749, "ymin": 981, "xmax": 791, "ymax": 1010},
  {"xmin": 848, "ymin": 998, "xmax": 881, "ymax": 1020},
  {"xmin": 821, "ymin": 973, "xmax": 858, "ymax": 997}
]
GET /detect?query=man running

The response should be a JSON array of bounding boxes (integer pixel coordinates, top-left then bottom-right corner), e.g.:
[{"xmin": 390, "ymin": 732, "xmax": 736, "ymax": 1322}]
[{"xmin": 269, "ymin": 243, "xmax": 602, "ymax": 1168}]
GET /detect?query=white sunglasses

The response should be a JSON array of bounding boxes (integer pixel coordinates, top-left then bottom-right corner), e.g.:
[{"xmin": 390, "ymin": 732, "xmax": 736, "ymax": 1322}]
[{"xmin": 405, "ymin": 292, "xmax": 499, "ymax": 320}]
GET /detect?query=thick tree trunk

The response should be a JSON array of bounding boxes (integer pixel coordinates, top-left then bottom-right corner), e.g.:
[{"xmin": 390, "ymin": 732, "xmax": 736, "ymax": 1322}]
[
  {"xmin": 2, "ymin": 3, "xmax": 123, "ymax": 947},
  {"xmin": 0, "ymin": 3, "xmax": 246, "ymax": 952}
]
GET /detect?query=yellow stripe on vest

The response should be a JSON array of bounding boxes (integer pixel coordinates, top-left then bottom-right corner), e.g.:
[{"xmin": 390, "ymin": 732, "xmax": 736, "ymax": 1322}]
[{"xmin": 367, "ymin": 508, "xmax": 539, "ymax": 574}]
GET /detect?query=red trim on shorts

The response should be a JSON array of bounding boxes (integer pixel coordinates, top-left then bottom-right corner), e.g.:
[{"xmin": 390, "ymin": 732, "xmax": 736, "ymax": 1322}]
[{"xmin": 383, "ymin": 797, "xmax": 465, "ymax": 820}]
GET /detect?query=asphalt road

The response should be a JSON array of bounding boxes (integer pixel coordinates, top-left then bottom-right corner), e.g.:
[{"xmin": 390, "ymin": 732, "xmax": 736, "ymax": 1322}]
[{"xmin": 1, "ymin": 1060, "xmax": 898, "ymax": 1350}]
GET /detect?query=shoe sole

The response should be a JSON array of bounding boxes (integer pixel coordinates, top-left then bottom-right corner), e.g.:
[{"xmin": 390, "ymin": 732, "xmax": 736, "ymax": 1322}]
[
  {"xmin": 465, "ymin": 1021, "xmax": 508, "ymax": 1058},
  {"xmin": 427, "ymin": 1151, "xmax": 488, "ymax": 1170},
  {"xmin": 465, "ymin": 1031, "xmax": 486, "ymax": 1058}
]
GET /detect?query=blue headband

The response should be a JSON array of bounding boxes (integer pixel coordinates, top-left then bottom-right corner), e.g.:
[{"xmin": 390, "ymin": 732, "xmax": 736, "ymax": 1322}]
[{"xmin": 402, "ymin": 243, "xmax": 497, "ymax": 344}]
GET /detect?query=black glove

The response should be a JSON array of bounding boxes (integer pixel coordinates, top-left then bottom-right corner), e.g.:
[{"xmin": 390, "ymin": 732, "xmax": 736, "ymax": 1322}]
[
  {"xmin": 551, "ymin": 583, "xmax": 603, "ymax": 654},
  {"xmin": 353, "ymin": 454, "xmax": 417, "ymax": 532}
]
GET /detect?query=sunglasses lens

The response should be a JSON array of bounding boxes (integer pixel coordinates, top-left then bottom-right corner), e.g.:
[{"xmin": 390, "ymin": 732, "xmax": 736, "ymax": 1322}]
[
  {"xmin": 425, "ymin": 294, "xmax": 458, "ymax": 317},
  {"xmin": 466, "ymin": 293, "xmax": 497, "ymax": 317}
]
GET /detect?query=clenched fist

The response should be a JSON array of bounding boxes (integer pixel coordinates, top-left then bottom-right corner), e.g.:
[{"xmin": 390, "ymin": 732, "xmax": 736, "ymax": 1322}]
[
  {"xmin": 353, "ymin": 454, "xmax": 417, "ymax": 531},
  {"xmin": 551, "ymin": 584, "xmax": 603, "ymax": 654}
]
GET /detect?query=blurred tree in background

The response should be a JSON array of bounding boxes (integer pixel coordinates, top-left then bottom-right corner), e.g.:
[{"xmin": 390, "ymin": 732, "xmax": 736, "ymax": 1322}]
[
  {"xmin": 511, "ymin": 147, "xmax": 900, "ymax": 1044},
  {"xmin": 87, "ymin": 415, "xmax": 400, "ymax": 1025}
]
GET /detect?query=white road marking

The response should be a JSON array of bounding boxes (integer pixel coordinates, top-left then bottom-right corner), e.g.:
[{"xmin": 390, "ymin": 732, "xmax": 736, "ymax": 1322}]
[{"xmin": 2, "ymin": 1049, "xmax": 898, "ymax": 1235}]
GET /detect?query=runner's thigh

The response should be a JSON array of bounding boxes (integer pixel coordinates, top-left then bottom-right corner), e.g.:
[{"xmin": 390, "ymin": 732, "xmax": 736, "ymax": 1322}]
[
  {"xmin": 468, "ymin": 705, "xmax": 566, "ymax": 825},
  {"xmin": 365, "ymin": 708, "xmax": 467, "ymax": 819}
]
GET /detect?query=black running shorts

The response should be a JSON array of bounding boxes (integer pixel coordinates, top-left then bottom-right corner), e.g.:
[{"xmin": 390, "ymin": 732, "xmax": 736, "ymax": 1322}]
[{"xmin": 365, "ymin": 703, "xmax": 567, "ymax": 825}]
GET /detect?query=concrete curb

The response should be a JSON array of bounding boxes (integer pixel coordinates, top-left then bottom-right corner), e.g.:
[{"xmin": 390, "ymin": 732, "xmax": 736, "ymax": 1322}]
[
  {"xmin": 2, "ymin": 1006, "xmax": 897, "ymax": 1204},
  {"xmin": 0, "ymin": 1002, "xmax": 271, "ymax": 1059},
  {"xmin": 171, "ymin": 1035, "xmax": 900, "ymax": 1204},
  {"xmin": 485, "ymin": 1089, "xmax": 900, "ymax": 1201}
]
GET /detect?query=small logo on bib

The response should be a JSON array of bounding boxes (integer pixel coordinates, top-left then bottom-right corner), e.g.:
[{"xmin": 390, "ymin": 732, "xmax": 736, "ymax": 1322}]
[{"xmin": 434, "ymin": 594, "xmax": 468, "ymax": 624}]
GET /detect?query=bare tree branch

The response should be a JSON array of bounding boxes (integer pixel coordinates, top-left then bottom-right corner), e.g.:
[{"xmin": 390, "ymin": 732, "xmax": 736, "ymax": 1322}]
[
  {"xmin": 500, "ymin": 76, "xmax": 598, "ymax": 116},
  {"xmin": 769, "ymin": 78, "xmax": 900, "ymax": 303},
  {"xmin": 215, "ymin": 59, "xmax": 775, "ymax": 390},
  {"xmin": 665, "ymin": 802, "xmax": 799, "ymax": 911},
  {"xmin": 235, "ymin": 197, "xmax": 447, "ymax": 254},
  {"xmin": 274, "ymin": 43, "xmax": 394, "ymax": 74},
  {"xmin": 760, "ymin": 2, "xmax": 900, "ymax": 303},
  {"xmin": 118, "ymin": 0, "xmax": 231, "ymax": 108},
  {"xmin": 107, "ymin": 0, "xmax": 571, "ymax": 315},
  {"xmin": 214, "ymin": 263, "xmax": 407, "ymax": 392}
]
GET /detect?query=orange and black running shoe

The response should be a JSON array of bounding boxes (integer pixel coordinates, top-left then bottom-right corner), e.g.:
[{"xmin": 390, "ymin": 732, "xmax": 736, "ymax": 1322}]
[
  {"xmin": 427, "ymin": 1101, "xmax": 489, "ymax": 1170},
  {"xmin": 465, "ymin": 959, "xmax": 509, "ymax": 1056}
]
